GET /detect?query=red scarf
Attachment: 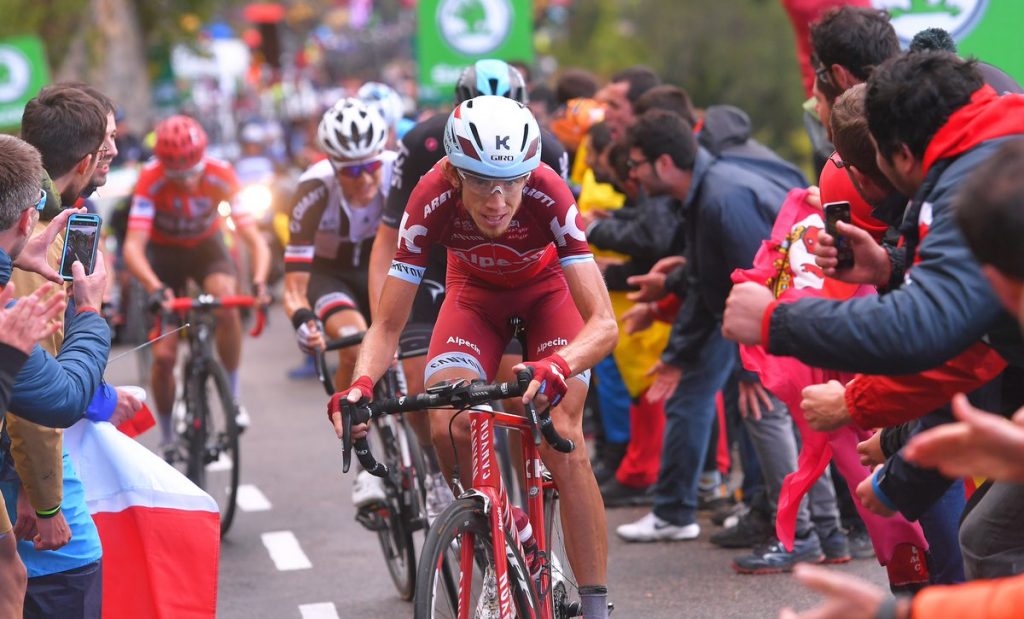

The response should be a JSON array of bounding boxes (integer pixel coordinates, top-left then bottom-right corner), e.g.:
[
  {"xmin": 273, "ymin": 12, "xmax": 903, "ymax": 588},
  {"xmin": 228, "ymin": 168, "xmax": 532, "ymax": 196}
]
[{"xmin": 922, "ymin": 85, "xmax": 1024, "ymax": 176}]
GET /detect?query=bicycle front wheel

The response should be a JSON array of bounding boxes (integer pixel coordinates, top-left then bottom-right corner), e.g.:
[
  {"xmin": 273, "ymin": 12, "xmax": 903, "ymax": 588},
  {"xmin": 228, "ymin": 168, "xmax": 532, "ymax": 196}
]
[
  {"xmin": 188, "ymin": 364, "xmax": 241, "ymax": 536},
  {"xmin": 413, "ymin": 498, "xmax": 539, "ymax": 619}
]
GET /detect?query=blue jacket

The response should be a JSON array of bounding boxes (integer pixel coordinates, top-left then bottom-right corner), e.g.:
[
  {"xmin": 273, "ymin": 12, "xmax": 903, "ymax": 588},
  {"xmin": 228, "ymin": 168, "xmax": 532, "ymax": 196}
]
[
  {"xmin": 0, "ymin": 249, "xmax": 112, "ymax": 426},
  {"xmin": 662, "ymin": 148, "xmax": 786, "ymax": 366},
  {"xmin": 766, "ymin": 137, "xmax": 1024, "ymax": 374}
]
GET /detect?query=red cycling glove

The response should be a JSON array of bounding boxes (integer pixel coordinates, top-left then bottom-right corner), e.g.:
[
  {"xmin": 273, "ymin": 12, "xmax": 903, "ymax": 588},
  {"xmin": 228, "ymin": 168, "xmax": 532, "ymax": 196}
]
[
  {"xmin": 327, "ymin": 375, "xmax": 374, "ymax": 424},
  {"xmin": 523, "ymin": 353, "xmax": 572, "ymax": 409}
]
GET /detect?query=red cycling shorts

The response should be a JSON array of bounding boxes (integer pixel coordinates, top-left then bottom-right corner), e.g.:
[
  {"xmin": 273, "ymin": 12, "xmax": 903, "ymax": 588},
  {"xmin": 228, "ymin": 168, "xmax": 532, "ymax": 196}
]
[{"xmin": 424, "ymin": 266, "xmax": 589, "ymax": 385}]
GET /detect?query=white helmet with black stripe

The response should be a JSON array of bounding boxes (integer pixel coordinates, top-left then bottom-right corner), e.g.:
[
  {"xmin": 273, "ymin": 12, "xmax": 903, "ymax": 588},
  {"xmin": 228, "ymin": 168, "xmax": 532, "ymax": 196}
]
[
  {"xmin": 444, "ymin": 95, "xmax": 541, "ymax": 180},
  {"xmin": 317, "ymin": 97, "xmax": 389, "ymax": 161}
]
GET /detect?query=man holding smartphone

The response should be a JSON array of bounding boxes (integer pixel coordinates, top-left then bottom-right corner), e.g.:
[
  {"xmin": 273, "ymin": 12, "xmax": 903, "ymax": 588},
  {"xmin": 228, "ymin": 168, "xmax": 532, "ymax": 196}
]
[{"xmin": 123, "ymin": 115, "xmax": 270, "ymax": 446}]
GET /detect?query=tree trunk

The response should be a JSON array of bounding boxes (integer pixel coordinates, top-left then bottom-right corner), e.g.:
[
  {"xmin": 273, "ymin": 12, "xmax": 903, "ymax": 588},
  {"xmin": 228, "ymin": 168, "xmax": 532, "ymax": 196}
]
[{"xmin": 56, "ymin": 0, "xmax": 152, "ymax": 134}]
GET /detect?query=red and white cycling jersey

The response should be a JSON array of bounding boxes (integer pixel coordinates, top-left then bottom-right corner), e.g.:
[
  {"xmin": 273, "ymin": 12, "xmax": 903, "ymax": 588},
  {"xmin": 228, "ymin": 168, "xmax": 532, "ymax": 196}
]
[
  {"xmin": 390, "ymin": 159, "xmax": 593, "ymax": 289},
  {"xmin": 128, "ymin": 158, "xmax": 254, "ymax": 248}
]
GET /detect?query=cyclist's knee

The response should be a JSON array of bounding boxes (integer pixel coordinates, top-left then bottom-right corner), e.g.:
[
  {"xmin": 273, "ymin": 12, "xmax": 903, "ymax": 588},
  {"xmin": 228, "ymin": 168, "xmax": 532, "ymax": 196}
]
[
  {"xmin": 204, "ymin": 274, "xmax": 237, "ymax": 296},
  {"xmin": 152, "ymin": 346, "xmax": 178, "ymax": 371},
  {"xmin": 430, "ymin": 413, "xmax": 470, "ymax": 453}
]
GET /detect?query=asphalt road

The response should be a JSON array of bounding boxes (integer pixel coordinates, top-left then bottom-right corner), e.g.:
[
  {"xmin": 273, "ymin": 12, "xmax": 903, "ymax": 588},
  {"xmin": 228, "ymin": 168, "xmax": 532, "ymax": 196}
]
[{"xmin": 106, "ymin": 313, "xmax": 889, "ymax": 619}]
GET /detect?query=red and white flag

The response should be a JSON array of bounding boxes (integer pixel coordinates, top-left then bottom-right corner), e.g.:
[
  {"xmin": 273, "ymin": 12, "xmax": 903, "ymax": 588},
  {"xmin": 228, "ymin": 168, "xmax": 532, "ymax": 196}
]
[{"xmin": 64, "ymin": 420, "xmax": 220, "ymax": 619}]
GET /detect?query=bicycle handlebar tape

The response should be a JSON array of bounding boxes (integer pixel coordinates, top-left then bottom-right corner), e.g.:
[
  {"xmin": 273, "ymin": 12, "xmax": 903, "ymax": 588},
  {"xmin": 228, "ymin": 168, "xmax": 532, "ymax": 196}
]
[
  {"xmin": 291, "ymin": 307, "xmax": 318, "ymax": 331},
  {"xmin": 353, "ymin": 437, "xmax": 388, "ymax": 478}
]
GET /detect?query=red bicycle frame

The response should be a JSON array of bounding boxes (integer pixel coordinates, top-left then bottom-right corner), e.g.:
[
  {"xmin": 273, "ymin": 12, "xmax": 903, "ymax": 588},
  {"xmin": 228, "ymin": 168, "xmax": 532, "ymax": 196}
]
[{"xmin": 457, "ymin": 407, "xmax": 558, "ymax": 619}]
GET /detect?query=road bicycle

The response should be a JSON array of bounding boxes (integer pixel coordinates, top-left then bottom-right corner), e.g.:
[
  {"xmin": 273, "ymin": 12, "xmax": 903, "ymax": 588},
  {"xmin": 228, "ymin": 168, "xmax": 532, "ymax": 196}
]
[
  {"xmin": 330, "ymin": 367, "xmax": 584, "ymax": 618},
  {"xmin": 316, "ymin": 334, "xmax": 429, "ymax": 601},
  {"xmin": 157, "ymin": 294, "xmax": 265, "ymax": 536}
]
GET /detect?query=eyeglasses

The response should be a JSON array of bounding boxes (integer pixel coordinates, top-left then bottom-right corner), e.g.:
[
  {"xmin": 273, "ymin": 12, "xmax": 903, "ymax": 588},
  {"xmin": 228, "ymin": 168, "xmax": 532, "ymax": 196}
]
[
  {"xmin": 332, "ymin": 157, "xmax": 384, "ymax": 179},
  {"xmin": 626, "ymin": 157, "xmax": 649, "ymax": 170},
  {"xmin": 165, "ymin": 161, "xmax": 205, "ymax": 180},
  {"xmin": 811, "ymin": 54, "xmax": 834, "ymax": 89},
  {"xmin": 29, "ymin": 189, "xmax": 45, "ymax": 212},
  {"xmin": 457, "ymin": 170, "xmax": 530, "ymax": 195}
]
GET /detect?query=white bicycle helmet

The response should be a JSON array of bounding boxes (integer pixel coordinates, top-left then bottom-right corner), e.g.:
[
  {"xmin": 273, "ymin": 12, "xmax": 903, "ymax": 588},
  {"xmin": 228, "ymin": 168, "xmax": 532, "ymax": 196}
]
[
  {"xmin": 357, "ymin": 81, "xmax": 405, "ymax": 129},
  {"xmin": 444, "ymin": 95, "xmax": 541, "ymax": 180},
  {"xmin": 317, "ymin": 98, "xmax": 389, "ymax": 161}
]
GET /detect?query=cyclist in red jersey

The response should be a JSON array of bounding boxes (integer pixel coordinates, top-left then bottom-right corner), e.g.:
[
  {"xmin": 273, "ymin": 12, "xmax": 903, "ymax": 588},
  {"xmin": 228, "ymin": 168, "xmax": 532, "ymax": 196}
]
[
  {"xmin": 123, "ymin": 115, "xmax": 271, "ymax": 444},
  {"xmin": 332, "ymin": 96, "xmax": 617, "ymax": 618}
]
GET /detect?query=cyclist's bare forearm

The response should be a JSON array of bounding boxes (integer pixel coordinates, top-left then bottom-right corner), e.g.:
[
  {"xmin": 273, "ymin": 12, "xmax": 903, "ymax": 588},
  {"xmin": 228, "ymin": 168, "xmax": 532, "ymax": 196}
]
[
  {"xmin": 239, "ymin": 224, "xmax": 271, "ymax": 285},
  {"xmin": 350, "ymin": 276, "xmax": 417, "ymax": 387},
  {"xmin": 122, "ymin": 230, "xmax": 162, "ymax": 292},
  {"xmin": 559, "ymin": 260, "xmax": 618, "ymax": 375},
  {"xmin": 282, "ymin": 272, "xmax": 312, "ymax": 319},
  {"xmin": 367, "ymin": 225, "xmax": 399, "ymax": 322}
]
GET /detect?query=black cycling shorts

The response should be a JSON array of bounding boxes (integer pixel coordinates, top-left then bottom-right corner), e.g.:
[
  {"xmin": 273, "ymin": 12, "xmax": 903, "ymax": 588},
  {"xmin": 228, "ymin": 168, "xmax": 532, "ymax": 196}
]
[
  {"xmin": 148, "ymin": 235, "xmax": 236, "ymax": 295},
  {"xmin": 307, "ymin": 268, "xmax": 370, "ymax": 324}
]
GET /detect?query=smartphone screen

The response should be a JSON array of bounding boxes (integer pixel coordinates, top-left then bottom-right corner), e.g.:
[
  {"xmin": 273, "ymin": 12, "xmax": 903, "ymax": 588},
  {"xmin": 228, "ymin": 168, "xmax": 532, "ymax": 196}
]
[
  {"xmin": 823, "ymin": 201, "xmax": 854, "ymax": 269},
  {"xmin": 60, "ymin": 215, "xmax": 101, "ymax": 280}
]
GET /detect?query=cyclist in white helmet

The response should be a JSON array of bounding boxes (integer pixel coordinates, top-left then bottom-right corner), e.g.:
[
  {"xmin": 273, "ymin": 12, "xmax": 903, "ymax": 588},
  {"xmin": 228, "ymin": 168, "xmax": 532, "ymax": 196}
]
[
  {"xmin": 283, "ymin": 101, "xmax": 396, "ymax": 508},
  {"xmin": 333, "ymin": 95, "xmax": 617, "ymax": 619}
]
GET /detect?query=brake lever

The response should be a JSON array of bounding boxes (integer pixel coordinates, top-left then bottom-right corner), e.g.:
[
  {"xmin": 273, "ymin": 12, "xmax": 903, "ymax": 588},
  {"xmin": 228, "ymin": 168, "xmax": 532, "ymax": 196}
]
[{"xmin": 516, "ymin": 368, "xmax": 543, "ymax": 447}]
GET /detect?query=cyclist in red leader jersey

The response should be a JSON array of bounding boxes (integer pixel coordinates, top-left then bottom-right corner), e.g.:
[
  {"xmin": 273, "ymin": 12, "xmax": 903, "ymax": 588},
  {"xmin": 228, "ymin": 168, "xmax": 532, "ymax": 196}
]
[
  {"xmin": 123, "ymin": 115, "xmax": 271, "ymax": 445},
  {"xmin": 331, "ymin": 96, "xmax": 617, "ymax": 617}
]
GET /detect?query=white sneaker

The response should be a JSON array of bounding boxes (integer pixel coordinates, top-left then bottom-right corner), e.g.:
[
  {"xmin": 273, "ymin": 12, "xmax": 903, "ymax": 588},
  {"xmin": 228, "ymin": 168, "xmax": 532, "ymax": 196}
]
[
  {"xmin": 234, "ymin": 405, "xmax": 251, "ymax": 432},
  {"xmin": 352, "ymin": 470, "xmax": 387, "ymax": 508},
  {"xmin": 475, "ymin": 566, "xmax": 500, "ymax": 619},
  {"xmin": 616, "ymin": 512, "xmax": 700, "ymax": 543},
  {"xmin": 425, "ymin": 472, "xmax": 455, "ymax": 525}
]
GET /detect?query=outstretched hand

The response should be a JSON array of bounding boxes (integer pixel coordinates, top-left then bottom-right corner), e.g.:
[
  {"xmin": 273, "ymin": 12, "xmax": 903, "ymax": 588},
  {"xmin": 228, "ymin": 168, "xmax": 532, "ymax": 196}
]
[
  {"xmin": 779, "ymin": 564, "xmax": 891, "ymax": 619},
  {"xmin": 626, "ymin": 255, "xmax": 685, "ymax": 302},
  {"xmin": 904, "ymin": 394, "xmax": 1024, "ymax": 482},
  {"xmin": 0, "ymin": 282, "xmax": 66, "ymax": 353},
  {"xmin": 13, "ymin": 207, "xmax": 86, "ymax": 283}
]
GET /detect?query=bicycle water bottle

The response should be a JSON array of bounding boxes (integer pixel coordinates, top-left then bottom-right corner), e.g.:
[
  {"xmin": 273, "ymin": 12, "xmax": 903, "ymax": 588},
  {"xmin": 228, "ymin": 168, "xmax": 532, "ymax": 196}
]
[{"xmin": 512, "ymin": 506, "xmax": 541, "ymax": 579}]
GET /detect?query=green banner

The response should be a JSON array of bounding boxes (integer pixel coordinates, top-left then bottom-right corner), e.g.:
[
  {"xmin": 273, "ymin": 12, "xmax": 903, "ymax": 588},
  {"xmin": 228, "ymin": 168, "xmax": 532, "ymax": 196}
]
[
  {"xmin": 0, "ymin": 36, "xmax": 50, "ymax": 129},
  {"xmin": 876, "ymin": 1, "xmax": 1024, "ymax": 85},
  {"xmin": 416, "ymin": 0, "xmax": 534, "ymax": 106}
]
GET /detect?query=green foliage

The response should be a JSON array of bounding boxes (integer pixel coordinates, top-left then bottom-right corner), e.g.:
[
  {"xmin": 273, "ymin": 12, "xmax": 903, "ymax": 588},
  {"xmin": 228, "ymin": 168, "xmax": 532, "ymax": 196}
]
[
  {"xmin": 0, "ymin": 0, "xmax": 243, "ymax": 70},
  {"xmin": 551, "ymin": 0, "xmax": 809, "ymax": 166},
  {"xmin": 0, "ymin": 0, "xmax": 85, "ymax": 66}
]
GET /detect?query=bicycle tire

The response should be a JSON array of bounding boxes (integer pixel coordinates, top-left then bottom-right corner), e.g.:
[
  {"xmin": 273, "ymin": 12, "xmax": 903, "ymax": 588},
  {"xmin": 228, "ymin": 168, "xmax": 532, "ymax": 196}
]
[
  {"xmin": 187, "ymin": 363, "xmax": 241, "ymax": 536},
  {"xmin": 368, "ymin": 415, "xmax": 417, "ymax": 600},
  {"xmin": 414, "ymin": 498, "xmax": 539, "ymax": 619},
  {"xmin": 543, "ymin": 485, "xmax": 580, "ymax": 619}
]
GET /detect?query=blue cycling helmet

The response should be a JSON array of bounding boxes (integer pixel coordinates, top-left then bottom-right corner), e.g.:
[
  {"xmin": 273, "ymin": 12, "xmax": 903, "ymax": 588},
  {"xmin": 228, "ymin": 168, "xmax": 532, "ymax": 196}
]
[
  {"xmin": 454, "ymin": 59, "xmax": 528, "ymax": 104},
  {"xmin": 444, "ymin": 95, "xmax": 541, "ymax": 180}
]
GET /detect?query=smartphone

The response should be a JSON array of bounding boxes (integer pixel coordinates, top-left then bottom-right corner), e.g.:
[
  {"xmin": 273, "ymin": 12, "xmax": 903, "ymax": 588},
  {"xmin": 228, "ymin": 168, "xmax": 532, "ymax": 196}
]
[
  {"xmin": 823, "ymin": 201, "xmax": 854, "ymax": 270},
  {"xmin": 59, "ymin": 213, "xmax": 102, "ymax": 281}
]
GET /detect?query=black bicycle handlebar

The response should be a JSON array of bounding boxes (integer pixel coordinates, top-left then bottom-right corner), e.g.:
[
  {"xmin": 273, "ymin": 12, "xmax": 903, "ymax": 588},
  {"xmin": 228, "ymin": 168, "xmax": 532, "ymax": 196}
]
[{"xmin": 328, "ymin": 368, "xmax": 576, "ymax": 477}]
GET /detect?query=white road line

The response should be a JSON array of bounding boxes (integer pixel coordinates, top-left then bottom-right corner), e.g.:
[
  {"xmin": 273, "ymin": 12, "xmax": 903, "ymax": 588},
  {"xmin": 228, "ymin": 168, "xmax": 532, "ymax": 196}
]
[
  {"xmin": 261, "ymin": 531, "xmax": 312, "ymax": 571},
  {"xmin": 299, "ymin": 603, "xmax": 340, "ymax": 619},
  {"xmin": 237, "ymin": 484, "xmax": 272, "ymax": 511}
]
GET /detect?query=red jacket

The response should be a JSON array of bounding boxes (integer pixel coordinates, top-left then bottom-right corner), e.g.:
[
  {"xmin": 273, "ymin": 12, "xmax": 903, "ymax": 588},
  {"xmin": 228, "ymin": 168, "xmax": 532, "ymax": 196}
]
[{"xmin": 846, "ymin": 342, "xmax": 1006, "ymax": 430}]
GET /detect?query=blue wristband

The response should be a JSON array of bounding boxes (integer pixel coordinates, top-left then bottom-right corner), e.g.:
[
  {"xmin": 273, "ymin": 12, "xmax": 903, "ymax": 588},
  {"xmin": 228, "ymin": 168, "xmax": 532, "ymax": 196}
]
[
  {"xmin": 85, "ymin": 382, "xmax": 118, "ymax": 422},
  {"xmin": 871, "ymin": 466, "xmax": 899, "ymax": 513}
]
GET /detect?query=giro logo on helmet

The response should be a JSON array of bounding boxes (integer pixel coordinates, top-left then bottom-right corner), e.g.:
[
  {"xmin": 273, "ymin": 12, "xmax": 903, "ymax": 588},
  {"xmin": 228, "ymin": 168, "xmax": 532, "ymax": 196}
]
[{"xmin": 495, "ymin": 135, "xmax": 510, "ymax": 150}]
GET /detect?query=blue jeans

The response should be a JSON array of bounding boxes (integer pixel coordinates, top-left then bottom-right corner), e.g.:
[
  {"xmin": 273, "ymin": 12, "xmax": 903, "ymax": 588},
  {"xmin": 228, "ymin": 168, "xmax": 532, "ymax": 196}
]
[
  {"xmin": 653, "ymin": 331, "xmax": 736, "ymax": 526},
  {"xmin": 918, "ymin": 479, "xmax": 966, "ymax": 584},
  {"xmin": 593, "ymin": 355, "xmax": 631, "ymax": 445}
]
